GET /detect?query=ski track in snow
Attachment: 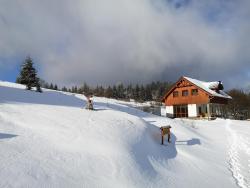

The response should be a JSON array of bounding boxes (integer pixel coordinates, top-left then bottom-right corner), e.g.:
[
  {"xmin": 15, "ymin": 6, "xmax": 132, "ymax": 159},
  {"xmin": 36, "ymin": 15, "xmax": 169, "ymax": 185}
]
[{"xmin": 226, "ymin": 120, "xmax": 250, "ymax": 188}]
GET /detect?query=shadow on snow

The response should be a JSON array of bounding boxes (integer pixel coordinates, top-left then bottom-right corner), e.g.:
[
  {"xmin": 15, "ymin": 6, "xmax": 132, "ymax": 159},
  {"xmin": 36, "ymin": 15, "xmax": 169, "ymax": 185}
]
[
  {"xmin": 0, "ymin": 133, "xmax": 18, "ymax": 140},
  {"xmin": 131, "ymin": 121, "xmax": 178, "ymax": 178},
  {"xmin": 176, "ymin": 138, "xmax": 201, "ymax": 146},
  {"xmin": 0, "ymin": 85, "xmax": 86, "ymax": 108}
]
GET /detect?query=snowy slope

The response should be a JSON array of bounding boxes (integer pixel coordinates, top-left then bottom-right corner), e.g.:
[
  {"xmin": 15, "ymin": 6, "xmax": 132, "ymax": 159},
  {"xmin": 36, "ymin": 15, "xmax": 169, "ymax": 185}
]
[{"xmin": 0, "ymin": 81, "xmax": 249, "ymax": 188}]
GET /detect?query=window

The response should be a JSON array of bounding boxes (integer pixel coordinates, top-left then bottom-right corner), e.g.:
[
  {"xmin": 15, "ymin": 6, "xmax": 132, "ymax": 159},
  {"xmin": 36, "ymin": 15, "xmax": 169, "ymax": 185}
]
[
  {"xmin": 191, "ymin": 89, "xmax": 198, "ymax": 96},
  {"xmin": 173, "ymin": 91, "xmax": 179, "ymax": 97},
  {"xmin": 173, "ymin": 105, "xmax": 188, "ymax": 118},
  {"xmin": 182, "ymin": 90, "xmax": 188, "ymax": 96}
]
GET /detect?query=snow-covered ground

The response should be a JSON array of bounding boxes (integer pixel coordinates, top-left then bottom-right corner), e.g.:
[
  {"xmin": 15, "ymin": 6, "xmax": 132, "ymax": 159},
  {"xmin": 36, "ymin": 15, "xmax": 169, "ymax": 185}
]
[{"xmin": 0, "ymin": 81, "xmax": 249, "ymax": 188}]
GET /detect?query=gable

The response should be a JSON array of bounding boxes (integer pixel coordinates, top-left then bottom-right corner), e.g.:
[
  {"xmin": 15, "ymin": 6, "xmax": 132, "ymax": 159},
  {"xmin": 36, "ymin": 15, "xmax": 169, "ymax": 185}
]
[
  {"xmin": 162, "ymin": 77, "xmax": 212, "ymax": 106},
  {"xmin": 162, "ymin": 77, "xmax": 211, "ymax": 101},
  {"xmin": 176, "ymin": 79, "xmax": 193, "ymax": 88}
]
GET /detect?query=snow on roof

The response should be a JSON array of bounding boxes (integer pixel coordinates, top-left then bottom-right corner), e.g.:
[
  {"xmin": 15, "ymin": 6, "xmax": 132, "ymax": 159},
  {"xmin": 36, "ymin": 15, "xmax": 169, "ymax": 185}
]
[{"xmin": 184, "ymin": 77, "xmax": 232, "ymax": 99}]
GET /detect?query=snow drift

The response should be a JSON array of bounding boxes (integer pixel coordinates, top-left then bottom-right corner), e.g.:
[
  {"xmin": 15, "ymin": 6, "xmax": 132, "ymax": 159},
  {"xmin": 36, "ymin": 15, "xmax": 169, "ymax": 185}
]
[{"xmin": 0, "ymin": 81, "xmax": 249, "ymax": 188}]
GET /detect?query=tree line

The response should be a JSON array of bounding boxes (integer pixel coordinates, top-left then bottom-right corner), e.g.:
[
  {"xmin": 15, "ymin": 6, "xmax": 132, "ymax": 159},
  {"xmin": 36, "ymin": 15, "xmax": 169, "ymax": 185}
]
[
  {"xmin": 41, "ymin": 81, "xmax": 172, "ymax": 103},
  {"xmin": 225, "ymin": 89, "xmax": 250, "ymax": 120},
  {"xmin": 15, "ymin": 57, "xmax": 250, "ymax": 119},
  {"xmin": 15, "ymin": 57, "xmax": 172, "ymax": 102}
]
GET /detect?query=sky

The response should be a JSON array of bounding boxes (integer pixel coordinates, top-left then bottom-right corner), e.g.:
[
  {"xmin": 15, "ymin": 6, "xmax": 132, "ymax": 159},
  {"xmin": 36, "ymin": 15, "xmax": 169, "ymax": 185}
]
[{"xmin": 0, "ymin": 0, "xmax": 250, "ymax": 89}]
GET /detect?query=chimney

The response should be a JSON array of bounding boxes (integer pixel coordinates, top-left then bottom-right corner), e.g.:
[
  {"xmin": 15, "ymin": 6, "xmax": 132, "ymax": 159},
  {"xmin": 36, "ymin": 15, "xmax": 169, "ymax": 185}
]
[{"xmin": 218, "ymin": 81, "xmax": 224, "ymax": 90}]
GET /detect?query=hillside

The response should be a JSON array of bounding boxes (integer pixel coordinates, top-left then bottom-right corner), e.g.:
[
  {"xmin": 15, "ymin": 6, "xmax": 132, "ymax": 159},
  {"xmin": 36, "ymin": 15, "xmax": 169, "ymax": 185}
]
[{"xmin": 0, "ymin": 81, "xmax": 249, "ymax": 188}]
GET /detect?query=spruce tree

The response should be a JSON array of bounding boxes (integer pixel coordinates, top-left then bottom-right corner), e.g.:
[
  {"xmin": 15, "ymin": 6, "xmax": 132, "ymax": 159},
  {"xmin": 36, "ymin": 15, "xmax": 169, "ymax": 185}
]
[
  {"xmin": 117, "ymin": 84, "xmax": 125, "ymax": 99},
  {"xmin": 126, "ymin": 84, "xmax": 133, "ymax": 99},
  {"xmin": 49, "ymin": 83, "xmax": 54, "ymax": 90},
  {"xmin": 98, "ymin": 86, "xmax": 105, "ymax": 96},
  {"xmin": 105, "ymin": 86, "xmax": 113, "ymax": 98},
  {"xmin": 112, "ymin": 85, "xmax": 118, "ymax": 99},
  {"xmin": 134, "ymin": 84, "xmax": 140, "ymax": 101},
  {"xmin": 16, "ymin": 56, "xmax": 42, "ymax": 92},
  {"xmin": 62, "ymin": 86, "xmax": 68, "ymax": 92},
  {"xmin": 82, "ymin": 83, "xmax": 90, "ymax": 95},
  {"xmin": 139, "ymin": 85, "xmax": 146, "ymax": 102},
  {"xmin": 145, "ymin": 85, "xmax": 153, "ymax": 101}
]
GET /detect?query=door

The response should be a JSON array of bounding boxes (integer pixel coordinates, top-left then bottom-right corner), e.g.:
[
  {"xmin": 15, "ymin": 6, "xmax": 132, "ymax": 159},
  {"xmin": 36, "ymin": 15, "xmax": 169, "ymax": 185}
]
[{"xmin": 174, "ymin": 105, "xmax": 188, "ymax": 118}]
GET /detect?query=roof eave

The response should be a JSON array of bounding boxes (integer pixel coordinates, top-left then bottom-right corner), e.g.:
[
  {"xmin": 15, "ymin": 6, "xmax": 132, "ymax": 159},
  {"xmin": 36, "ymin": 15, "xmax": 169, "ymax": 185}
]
[{"xmin": 162, "ymin": 76, "xmax": 185, "ymax": 102}]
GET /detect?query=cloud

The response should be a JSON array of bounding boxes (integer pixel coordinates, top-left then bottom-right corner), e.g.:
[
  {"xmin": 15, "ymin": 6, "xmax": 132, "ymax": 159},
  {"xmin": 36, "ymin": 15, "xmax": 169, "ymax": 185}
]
[{"xmin": 0, "ymin": 0, "xmax": 249, "ymax": 88}]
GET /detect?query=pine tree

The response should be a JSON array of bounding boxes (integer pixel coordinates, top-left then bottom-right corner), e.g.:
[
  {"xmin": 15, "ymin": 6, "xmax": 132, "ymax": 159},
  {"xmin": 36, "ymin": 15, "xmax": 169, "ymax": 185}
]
[
  {"xmin": 117, "ymin": 84, "xmax": 125, "ymax": 99},
  {"xmin": 126, "ymin": 84, "xmax": 133, "ymax": 99},
  {"xmin": 36, "ymin": 80, "xmax": 42, "ymax": 92},
  {"xmin": 97, "ymin": 86, "xmax": 104, "ymax": 96},
  {"xmin": 44, "ymin": 82, "xmax": 49, "ymax": 89},
  {"xmin": 104, "ymin": 86, "xmax": 113, "ymax": 98},
  {"xmin": 94, "ymin": 85, "xmax": 105, "ymax": 97},
  {"xmin": 78, "ymin": 82, "xmax": 91, "ymax": 95},
  {"xmin": 49, "ymin": 83, "xmax": 54, "ymax": 90},
  {"xmin": 112, "ymin": 85, "xmax": 118, "ymax": 99},
  {"xmin": 145, "ymin": 85, "xmax": 152, "ymax": 101},
  {"xmin": 16, "ymin": 56, "xmax": 42, "ymax": 92},
  {"xmin": 62, "ymin": 86, "xmax": 67, "ymax": 92},
  {"xmin": 139, "ymin": 85, "xmax": 146, "ymax": 102},
  {"xmin": 133, "ymin": 84, "xmax": 140, "ymax": 101}
]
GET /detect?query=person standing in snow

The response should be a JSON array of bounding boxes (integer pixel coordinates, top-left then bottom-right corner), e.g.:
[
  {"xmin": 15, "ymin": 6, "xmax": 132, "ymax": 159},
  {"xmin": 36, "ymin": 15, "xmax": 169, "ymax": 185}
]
[{"xmin": 86, "ymin": 95, "xmax": 94, "ymax": 110}]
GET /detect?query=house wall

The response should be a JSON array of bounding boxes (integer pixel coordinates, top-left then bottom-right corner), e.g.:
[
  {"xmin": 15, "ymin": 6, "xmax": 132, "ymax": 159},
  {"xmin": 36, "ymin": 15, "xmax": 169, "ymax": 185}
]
[
  {"xmin": 188, "ymin": 104, "xmax": 197, "ymax": 117},
  {"xmin": 166, "ymin": 106, "xmax": 174, "ymax": 117},
  {"xmin": 160, "ymin": 106, "xmax": 166, "ymax": 116},
  {"xmin": 164, "ymin": 85, "xmax": 210, "ymax": 106},
  {"xmin": 196, "ymin": 104, "xmax": 208, "ymax": 116}
]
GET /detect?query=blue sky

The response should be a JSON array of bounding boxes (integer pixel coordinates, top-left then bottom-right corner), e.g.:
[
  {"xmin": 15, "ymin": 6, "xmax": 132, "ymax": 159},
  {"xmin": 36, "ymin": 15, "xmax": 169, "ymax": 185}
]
[
  {"xmin": 0, "ymin": 56, "xmax": 42, "ymax": 83},
  {"xmin": 0, "ymin": 0, "xmax": 249, "ymax": 89},
  {"xmin": 0, "ymin": 57, "xmax": 20, "ymax": 82},
  {"xmin": 0, "ymin": 69, "xmax": 18, "ymax": 82}
]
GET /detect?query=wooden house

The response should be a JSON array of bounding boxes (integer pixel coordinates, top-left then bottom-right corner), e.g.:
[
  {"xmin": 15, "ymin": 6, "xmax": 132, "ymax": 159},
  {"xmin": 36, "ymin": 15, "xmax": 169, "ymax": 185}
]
[{"xmin": 162, "ymin": 76, "xmax": 232, "ymax": 119}]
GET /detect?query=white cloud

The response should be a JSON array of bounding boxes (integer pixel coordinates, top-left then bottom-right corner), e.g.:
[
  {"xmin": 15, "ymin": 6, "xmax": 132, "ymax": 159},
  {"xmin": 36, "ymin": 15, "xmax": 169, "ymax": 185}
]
[{"xmin": 0, "ymin": 0, "xmax": 249, "ymax": 88}]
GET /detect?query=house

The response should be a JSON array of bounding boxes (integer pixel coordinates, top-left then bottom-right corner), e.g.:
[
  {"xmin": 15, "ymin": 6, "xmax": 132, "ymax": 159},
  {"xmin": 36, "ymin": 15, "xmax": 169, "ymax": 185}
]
[{"xmin": 162, "ymin": 76, "xmax": 232, "ymax": 119}]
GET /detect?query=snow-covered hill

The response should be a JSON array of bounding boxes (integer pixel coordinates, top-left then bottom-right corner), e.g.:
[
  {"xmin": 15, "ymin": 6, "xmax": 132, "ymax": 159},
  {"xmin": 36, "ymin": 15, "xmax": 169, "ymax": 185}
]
[{"xmin": 0, "ymin": 81, "xmax": 249, "ymax": 188}]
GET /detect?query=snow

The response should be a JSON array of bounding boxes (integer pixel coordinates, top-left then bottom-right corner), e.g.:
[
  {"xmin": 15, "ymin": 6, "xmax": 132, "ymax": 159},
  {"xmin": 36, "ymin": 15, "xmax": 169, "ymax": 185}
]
[
  {"xmin": 0, "ymin": 81, "xmax": 249, "ymax": 188},
  {"xmin": 184, "ymin": 76, "xmax": 232, "ymax": 99},
  {"xmin": 226, "ymin": 120, "xmax": 250, "ymax": 188}
]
